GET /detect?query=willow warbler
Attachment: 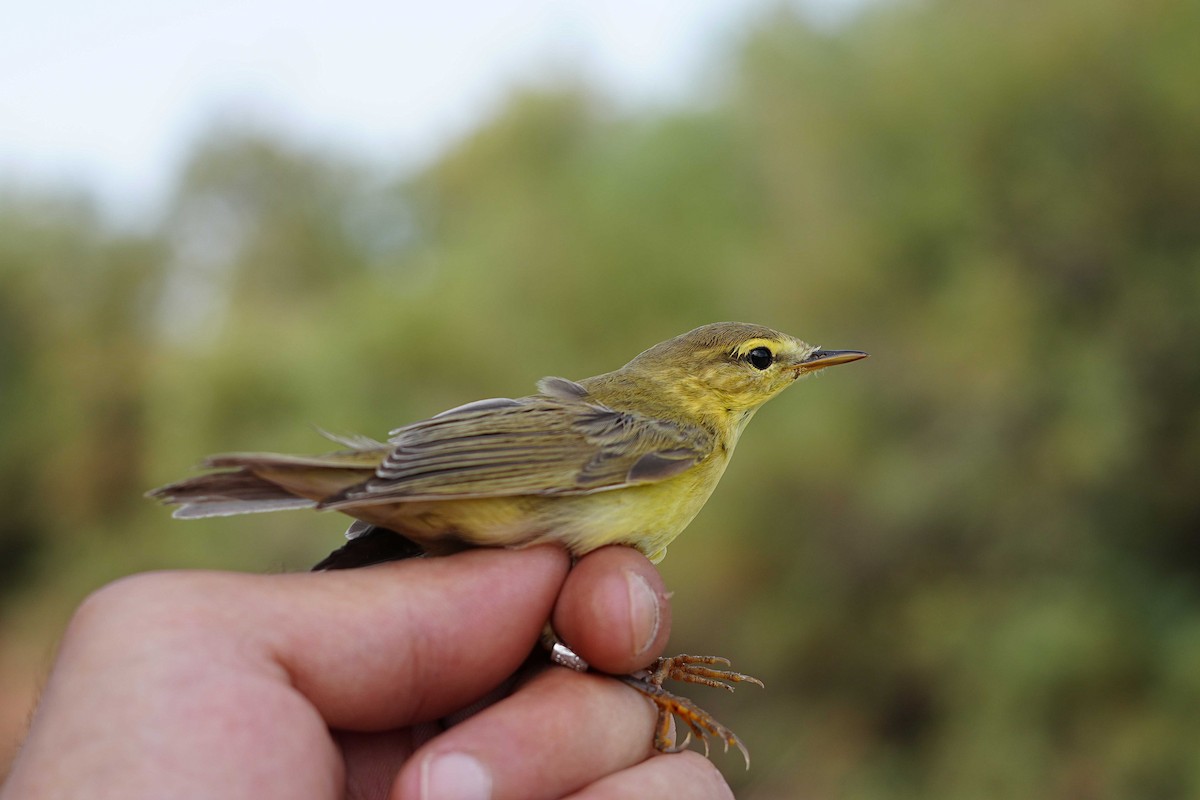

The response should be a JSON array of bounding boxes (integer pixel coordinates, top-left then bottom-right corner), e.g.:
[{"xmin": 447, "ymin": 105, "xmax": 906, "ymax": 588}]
[{"xmin": 149, "ymin": 322, "xmax": 867, "ymax": 763}]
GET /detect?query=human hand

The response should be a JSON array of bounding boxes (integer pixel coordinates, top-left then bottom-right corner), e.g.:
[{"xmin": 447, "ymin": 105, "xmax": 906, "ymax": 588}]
[{"xmin": 0, "ymin": 545, "xmax": 733, "ymax": 799}]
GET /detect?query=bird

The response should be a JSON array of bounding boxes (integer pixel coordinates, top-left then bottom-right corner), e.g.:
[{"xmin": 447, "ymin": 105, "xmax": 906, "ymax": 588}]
[{"xmin": 148, "ymin": 321, "xmax": 868, "ymax": 765}]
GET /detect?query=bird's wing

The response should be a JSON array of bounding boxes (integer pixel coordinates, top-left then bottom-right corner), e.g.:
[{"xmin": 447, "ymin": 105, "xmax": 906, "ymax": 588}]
[{"xmin": 322, "ymin": 378, "xmax": 713, "ymax": 505}]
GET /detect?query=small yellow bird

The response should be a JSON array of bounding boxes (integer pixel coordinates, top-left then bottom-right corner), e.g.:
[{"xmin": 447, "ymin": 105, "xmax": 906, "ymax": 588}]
[{"xmin": 149, "ymin": 322, "xmax": 867, "ymax": 763}]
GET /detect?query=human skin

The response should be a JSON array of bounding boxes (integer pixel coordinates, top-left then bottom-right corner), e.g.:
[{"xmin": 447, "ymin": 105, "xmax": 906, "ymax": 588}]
[{"xmin": 0, "ymin": 545, "xmax": 733, "ymax": 800}]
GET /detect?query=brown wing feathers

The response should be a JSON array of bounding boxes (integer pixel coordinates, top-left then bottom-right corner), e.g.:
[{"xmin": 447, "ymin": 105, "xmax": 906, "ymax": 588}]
[{"xmin": 150, "ymin": 378, "xmax": 713, "ymax": 517}]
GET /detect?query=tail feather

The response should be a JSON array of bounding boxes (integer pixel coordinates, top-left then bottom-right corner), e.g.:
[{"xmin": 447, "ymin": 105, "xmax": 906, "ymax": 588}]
[
  {"xmin": 147, "ymin": 447, "xmax": 386, "ymax": 520},
  {"xmin": 147, "ymin": 468, "xmax": 318, "ymax": 518},
  {"xmin": 172, "ymin": 496, "xmax": 316, "ymax": 519},
  {"xmin": 202, "ymin": 448, "xmax": 385, "ymax": 470}
]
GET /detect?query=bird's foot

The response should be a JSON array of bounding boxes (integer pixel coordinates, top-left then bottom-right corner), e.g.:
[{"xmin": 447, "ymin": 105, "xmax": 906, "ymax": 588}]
[{"xmin": 620, "ymin": 654, "xmax": 763, "ymax": 768}]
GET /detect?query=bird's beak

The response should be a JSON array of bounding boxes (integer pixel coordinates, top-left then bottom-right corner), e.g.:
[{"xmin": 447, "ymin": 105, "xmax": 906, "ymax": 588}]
[{"xmin": 793, "ymin": 349, "xmax": 870, "ymax": 373}]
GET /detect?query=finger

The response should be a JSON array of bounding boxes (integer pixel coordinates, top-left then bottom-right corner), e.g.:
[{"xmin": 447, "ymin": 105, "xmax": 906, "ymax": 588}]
[
  {"xmin": 551, "ymin": 545, "xmax": 672, "ymax": 675},
  {"xmin": 335, "ymin": 678, "xmax": 517, "ymax": 795},
  {"xmin": 392, "ymin": 666, "xmax": 658, "ymax": 800},
  {"xmin": 265, "ymin": 545, "xmax": 570, "ymax": 729},
  {"xmin": 565, "ymin": 751, "xmax": 734, "ymax": 800}
]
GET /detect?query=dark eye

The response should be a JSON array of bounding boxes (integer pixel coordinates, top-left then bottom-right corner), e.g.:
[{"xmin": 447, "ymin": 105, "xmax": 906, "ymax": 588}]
[{"xmin": 747, "ymin": 346, "xmax": 774, "ymax": 370}]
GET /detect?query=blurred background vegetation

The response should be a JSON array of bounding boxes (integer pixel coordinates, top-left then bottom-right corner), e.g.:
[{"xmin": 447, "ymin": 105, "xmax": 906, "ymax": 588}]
[{"xmin": 3, "ymin": 0, "xmax": 1199, "ymax": 796}]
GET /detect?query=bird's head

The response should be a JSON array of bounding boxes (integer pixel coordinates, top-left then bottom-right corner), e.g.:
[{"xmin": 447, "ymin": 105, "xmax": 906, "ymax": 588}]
[{"xmin": 622, "ymin": 322, "xmax": 868, "ymax": 426}]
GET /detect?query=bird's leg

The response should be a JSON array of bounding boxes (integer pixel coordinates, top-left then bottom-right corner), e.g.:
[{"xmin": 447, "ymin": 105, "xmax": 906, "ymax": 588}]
[{"xmin": 541, "ymin": 627, "xmax": 762, "ymax": 768}]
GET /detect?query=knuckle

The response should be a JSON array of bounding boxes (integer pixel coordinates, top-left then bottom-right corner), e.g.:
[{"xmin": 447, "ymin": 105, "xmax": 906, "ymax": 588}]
[
  {"xmin": 70, "ymin": 572, "xmax": 176, "ymax": 631},
  {"xmin": 65, "ymin": 571, "xmax": 215, "ymax": 649}
]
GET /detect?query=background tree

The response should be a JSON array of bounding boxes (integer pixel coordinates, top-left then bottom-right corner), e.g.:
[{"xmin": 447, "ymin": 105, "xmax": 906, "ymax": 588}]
[{"xmin": 2, "ymin": 0, "xmax": 1198, "ymax": 795}]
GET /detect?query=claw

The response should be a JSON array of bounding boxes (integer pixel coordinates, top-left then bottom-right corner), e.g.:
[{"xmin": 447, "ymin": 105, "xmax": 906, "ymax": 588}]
[
  {"xmin": 620, "ymin": 653, "xmax": 762, "ymax": 769},
  {"xmin": 539, "ymin": 633, "xmax": 761, "ymax": 768},
  {"xmin": 658, "ymin": 721, "xmax": 693, "ymax": 754},
  {"xmin": 653, "ymin": 654, "xmax": 765, "ymax": 693}
]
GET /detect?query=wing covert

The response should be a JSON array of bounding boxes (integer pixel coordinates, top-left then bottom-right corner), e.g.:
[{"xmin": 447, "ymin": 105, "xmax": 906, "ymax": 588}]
[{"xmin": 324, "ymin": 384, "xmax": 713, "ymax": 505}]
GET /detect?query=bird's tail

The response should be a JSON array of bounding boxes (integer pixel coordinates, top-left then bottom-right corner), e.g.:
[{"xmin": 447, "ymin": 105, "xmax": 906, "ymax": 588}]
[{"xmin": 147, "ymin": 437, "xmax": 388, "ymax": 520}]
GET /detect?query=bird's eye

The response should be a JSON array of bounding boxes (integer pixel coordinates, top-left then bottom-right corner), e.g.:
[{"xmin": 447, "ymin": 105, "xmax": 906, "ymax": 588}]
[{"xmin": 747, "ymin": 346, "xmax": 775, "ymax": 370}]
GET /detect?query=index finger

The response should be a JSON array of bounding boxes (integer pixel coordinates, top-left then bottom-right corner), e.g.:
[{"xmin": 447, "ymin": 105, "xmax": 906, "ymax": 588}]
[{"xmin": 228, "ymin": 545, "xmax": 570, "ymax": 729}]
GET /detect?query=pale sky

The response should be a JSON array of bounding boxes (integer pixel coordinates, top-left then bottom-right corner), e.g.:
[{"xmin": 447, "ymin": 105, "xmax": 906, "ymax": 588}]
[{"xmin": 0, "ymin": 0, "xmax": 864, "ymax": 220}]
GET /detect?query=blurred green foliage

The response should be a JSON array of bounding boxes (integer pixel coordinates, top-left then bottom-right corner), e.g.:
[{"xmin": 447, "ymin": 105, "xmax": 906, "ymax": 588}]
[{"xmin": 2, "ymin": 0, "xmax": 1199, "ymax": 796}]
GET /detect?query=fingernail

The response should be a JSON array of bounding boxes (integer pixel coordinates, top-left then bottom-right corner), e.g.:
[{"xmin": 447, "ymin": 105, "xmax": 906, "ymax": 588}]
[
  {"xmin": 626, "ymin": 570, "xmax": 661, "ymax": 656},
  {"xmin": 420, "ymin": 751, "xmax": 492, "ymax": 800}
]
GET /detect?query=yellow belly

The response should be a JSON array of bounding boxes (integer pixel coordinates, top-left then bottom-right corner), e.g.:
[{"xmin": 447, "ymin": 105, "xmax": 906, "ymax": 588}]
[{"xmin": 351, "ymin": 454, "xmax": 730, "ymax": 564}]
